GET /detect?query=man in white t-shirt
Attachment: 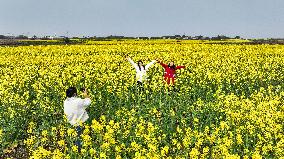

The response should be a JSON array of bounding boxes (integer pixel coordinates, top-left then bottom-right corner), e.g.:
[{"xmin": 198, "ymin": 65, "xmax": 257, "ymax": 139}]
[
  {"xmin": 63, "ymin": 87, "xmax": 91, "ymax": 152},
  {"xmin": 64, "ymin": 87, "xmax": 91, "ymax": 126}
]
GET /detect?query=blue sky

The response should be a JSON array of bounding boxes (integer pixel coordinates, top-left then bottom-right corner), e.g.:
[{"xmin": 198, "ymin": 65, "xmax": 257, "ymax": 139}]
[{"xmin": 1, "ymin": 0, "xmax": 283, "ymax": 38}]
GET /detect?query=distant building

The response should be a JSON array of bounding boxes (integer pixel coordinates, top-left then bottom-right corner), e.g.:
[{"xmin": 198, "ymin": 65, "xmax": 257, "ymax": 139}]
[
  {"xmin": 181, "ymin": 35, "xmax": 191, "ymax": 40},
  {"xmin": 46, "ymin": 36, "xmax": 54, "ymax": 40},
  {"xmin": 162, "ymin": 36, "xmax": 175, "ymax": 39},
  {"xmin": 174, "ymin": 35, "xmax": 182, "ymax": 39},
  {"xmin": 107, "ymin": 35, "xmax": 125, "ymax": 39},
  {"xmin": 149, "ymin": 37, "xmax": 160, "ymax": 39},
  {"xmin": 191, "ymin": 35, "xmax": 209, "ymax": 40},
  {"xmin": 137, "ymin": 37, "xmax": 149, "ymax": 40},
  {"xmin": 211, "ymin": 35, "xmax": 230, "ymax": 40}
]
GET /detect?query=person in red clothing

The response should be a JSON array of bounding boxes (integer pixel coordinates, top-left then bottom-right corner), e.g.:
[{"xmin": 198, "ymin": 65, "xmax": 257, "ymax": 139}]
[{"xmin": 156, "ymin": 60, "xmax": 185, "ymax": 85}]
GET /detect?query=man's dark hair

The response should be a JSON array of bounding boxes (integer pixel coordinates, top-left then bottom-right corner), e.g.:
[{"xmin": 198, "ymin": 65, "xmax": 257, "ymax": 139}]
[{"xmin": 66, "ymin": 87, "xmax": 77, "ymax": 98}]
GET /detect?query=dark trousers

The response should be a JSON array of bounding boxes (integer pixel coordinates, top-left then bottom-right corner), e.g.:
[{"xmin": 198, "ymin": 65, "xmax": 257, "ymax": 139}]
[{"xmin": 75, "ymin": 126, "xmax": 83, "ymax": 152}]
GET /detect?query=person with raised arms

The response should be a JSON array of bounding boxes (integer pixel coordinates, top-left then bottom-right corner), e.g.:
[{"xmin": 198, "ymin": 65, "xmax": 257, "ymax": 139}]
[
  {"xmin": 126, "ymin": 56, "xmax": 156, "ymax": 88},
  {"xmin": 156, "ymin": 59, "xmax": 185, "ymax": 86}
]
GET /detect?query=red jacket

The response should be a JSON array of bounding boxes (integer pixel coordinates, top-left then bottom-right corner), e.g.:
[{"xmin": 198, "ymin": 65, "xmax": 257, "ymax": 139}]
[{"xmin": 159, "ymin": 62, "xmax": 185, "ymax": 78}]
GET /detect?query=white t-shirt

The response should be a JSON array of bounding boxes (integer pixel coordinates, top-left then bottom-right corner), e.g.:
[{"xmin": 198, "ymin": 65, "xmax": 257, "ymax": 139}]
[{"xmin": 64, "ymin": 97, "xmax": 91, "ymax": 126}]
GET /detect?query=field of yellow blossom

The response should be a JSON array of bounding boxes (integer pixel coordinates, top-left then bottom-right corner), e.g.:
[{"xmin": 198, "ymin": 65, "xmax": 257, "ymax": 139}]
[{"xmin": 0, "ymin": 40, "xmax": 283, "ymax": 158}]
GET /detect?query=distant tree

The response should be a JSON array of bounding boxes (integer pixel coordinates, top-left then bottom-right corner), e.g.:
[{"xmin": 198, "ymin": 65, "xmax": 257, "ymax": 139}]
[
  {"xmin": 196, "ymin": 35, "xmax": 203, "ymax": 40},
  {"xmin": 15, "ymin": 35, "xmax": 28, "ymax": 39},
  {"xmin": 212, "ymin": 35, "xmax": 230, "ymax": 40},
  {"xmin": 64, "ymin": 37, "xmax": 70, "ymax": 44},
  {"xmin": 235, "ymin": 36, "xmax": 241, "ymax": 39},
  {"xmin": 203, "ymin": 37, "xmax": 210, "ymax": 40},
  {"xmin": 0, "ymin": 35, "xmax": 7, "ymax": 39},
  {"xmin": 32, "ymin": 35, "xmax": 37, "ymax": 40}
]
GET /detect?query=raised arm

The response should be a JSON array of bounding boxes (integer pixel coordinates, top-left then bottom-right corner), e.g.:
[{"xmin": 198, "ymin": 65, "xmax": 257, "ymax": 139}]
[
  {"xmin": 127, "ymin": 57, "xmax": 139, "ymax": 70},
  {"xmin": 157, "ymin": 60, "xmax": 168, "ymax": 68},
  {"xmin": 145, "ymin": 60, "xmax": 156, "ymax": 70},
  {"xmin": 176, "ymin": 65, "xmax": 185, "ymax": 69},
  {"xmin": 80, "ymin": 88, "xmax": 91, "ymax": 109}
]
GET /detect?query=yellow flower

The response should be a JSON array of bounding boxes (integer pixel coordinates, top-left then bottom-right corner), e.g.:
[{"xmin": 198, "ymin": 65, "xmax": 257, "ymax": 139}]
[
  {"xmin": 41, "ymin": 137, "xmax": 48, "ymax": 143},
  {"xmin": 252, "ymin": 152, "xmax": 262, "ymax": 159},
  {"xmin": 189, "ymin": 148, "xmax": 199, "ymax": 159},
  {"xmin": 177, "ymin": 126, "xmax": 182, "ymax": 134},
  {"xmin": 42, "ymin": 130, "xmax": 48, "ymax": 137},
  {"xmin": 81, "ymin": 148, "xmax": 87, "ymax": 154},
  {"xmin": 52, "ymin": 149, "xmax": 64, "ymax": 159},
  {"xmin": 220, "ymin": 121, "xmax": 229, "ymax": 131},
  {"xmin": 89, "ymin": 148, "xmax": 96, "ymax": 156},
  {"xmin": 161, "ymin": 146, "xmax": 169, "ymax": 156},
  {"xmin": 236, "ymin": 134, "xmax": 243, "ymax": 145},
  {"xmin": 57, "ymin": 139, "xmax": 65, "ymax": 147},
  {"xmin": 100, "ymin": 152, "xmax": 107, "ymax": 159},
  {"xmin": 170, "ymin": 109, "xmax": 175, "ymax": 116},
  {"xmin": 115, "ymin": 145, "xmax": 121, "ymax": 153},
  {"xmin": 202, "ymin": 146, "xmax": 209, "ymax": 154},
  {"xmin": 71, "ymin": 145, "xmax": 78, "ymax": 152},
  {"xmin": 131, "ymin": 141, "xmax": 141, "ymax": 151},
  {"xmin": 193, "ymin": 118, "xmax": 199, "ymax": 123},
  {"xmin": 67, "ymin": 128, "xmax": 76, "ymax": 137},
  {"xmin": 116, "ymin": 155, "xmax": 122, "ymax": 159},
  {"xmin": 148, "ymin": 143, "xmax": 157, "ymax": 152},
  {"xmin": 0, "ymin": 129, "xmax": 3, "ymax": 138}
]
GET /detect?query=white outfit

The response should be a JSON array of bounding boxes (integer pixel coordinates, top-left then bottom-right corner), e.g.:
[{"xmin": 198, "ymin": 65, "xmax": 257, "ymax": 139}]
[
  {"xmin": 127, "ymin": 58, "xmax": 156, "ymax": 82},
  {"xmin": 64, "ymin": 97, "xmax": 91, "ymax": 126}
]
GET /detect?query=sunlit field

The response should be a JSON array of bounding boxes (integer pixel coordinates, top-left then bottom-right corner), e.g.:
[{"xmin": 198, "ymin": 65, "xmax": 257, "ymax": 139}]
[{"xmin": 0, "ymin": 40, "xmax": 283, "ymax": 158}]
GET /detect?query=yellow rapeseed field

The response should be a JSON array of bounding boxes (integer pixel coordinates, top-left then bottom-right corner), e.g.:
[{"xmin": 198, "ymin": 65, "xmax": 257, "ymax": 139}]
[{"xmin": 0, "ymin": 40, "xmax": 283, "ymax": 158}]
